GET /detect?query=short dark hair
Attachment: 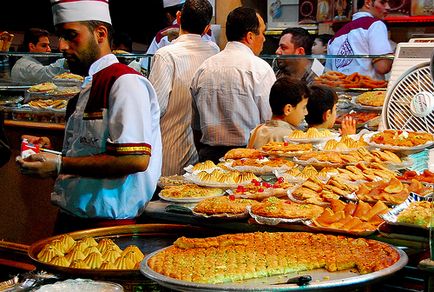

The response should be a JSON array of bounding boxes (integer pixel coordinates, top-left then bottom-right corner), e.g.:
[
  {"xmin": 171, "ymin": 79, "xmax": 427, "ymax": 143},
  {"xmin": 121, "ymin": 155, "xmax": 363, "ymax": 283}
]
[
  {"xmin": 23, "ymin": 28, "xmax": 50, "ymax": 52},
  {"xmin": 112, "ymin": 31, "xmax": 132, "ymax": 52},
  {"xmin": 305, "ymin": 85, "xmax": 338, "ymax": 126},
  {"xmin": 166, "ymin": 4, "xmax": 184, "ymax": 19},
  {"xmin": 357, "ymin": 0, "xmax": 372, "ymax": 9},
  {"xmin": 226, "ymin": 7, "xmax": 259, "ymax": 42},
  {"xmin": 315, "ymin": 34, "xmax": 333, "ymax": 47},
  {"xmin": 280, "ymin": 27, "xmax": 313, "ymax": 55},
  {"xmin": 269, "ymin": 77, "xmax": 309, "ymax": 116},
  {"xmin": 84, "ymin": 21, "xmax": 114, "ymax": 45},
  {"xmin": 180, "ymin": 0, "xmax": 213, "ymax": 35}
]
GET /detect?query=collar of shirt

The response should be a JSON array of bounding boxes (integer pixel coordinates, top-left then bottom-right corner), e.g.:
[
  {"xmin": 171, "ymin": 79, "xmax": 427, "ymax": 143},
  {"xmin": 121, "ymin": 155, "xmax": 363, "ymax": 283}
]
[
  {"xmin": 353, "ymin": 11, "xmax": 374, "ymax": 20},
  {"xmin": 224, "ymin": 41, "xmax": 255, "ymax": 56},
  {"xmin": 172, "ymin": 33, "xmax": 202, "ymax": 44},
  {"xmin": 82, "ymin": 54, "xmax": 119, "ymax": 88},
  {"xmin": 266, "ymin": 119, "xmax": 297, "ymax": 130}
]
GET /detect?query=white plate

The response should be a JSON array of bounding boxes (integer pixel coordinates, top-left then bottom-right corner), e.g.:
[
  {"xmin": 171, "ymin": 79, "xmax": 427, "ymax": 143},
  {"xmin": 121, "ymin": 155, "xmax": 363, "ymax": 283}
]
[
  {"xmin": 158, "ymin": 191, "xmax": 225, "ymax": 203},
  {"xmin": 363, "ymin": 132, "xmax": 434, "ymax": 154},
  {"xmin": 284, "ymin": 134, "xmax": 338, "ymax": 144},
  {"xmin": 183, "ymin": 173, "xmax": 258, "ymax": 188},
  {"xmin": 350, "ymin": 96, "xmax": 383, "ymax": 111}
]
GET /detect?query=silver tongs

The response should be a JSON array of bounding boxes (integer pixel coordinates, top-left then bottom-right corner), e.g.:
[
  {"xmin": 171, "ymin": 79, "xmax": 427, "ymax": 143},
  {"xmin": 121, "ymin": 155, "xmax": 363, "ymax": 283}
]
[{"xmin": 271, "ymin": 275, "xmax": 312, "ymax": 286}]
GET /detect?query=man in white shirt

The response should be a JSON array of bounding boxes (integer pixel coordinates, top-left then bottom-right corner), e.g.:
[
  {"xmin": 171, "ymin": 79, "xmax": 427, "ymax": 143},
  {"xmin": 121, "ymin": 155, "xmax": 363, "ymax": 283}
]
[
  {"xmin": 191, "ymin": 7, "xmax": 276, "ymax": 163},
  {"xmin": 11, "ymin": 28, "xmax": 67, "ymax": 84},
  {"xmin": 149, "ymin": 0, "xmax": 219, "ymax": 176},
  {"xmin": 327, "ymin": 0, "xmax": 393, "ymax": 80},
  {"xmin": 17, "ymin": 0, "xmax": 162, "ymax": 233}
]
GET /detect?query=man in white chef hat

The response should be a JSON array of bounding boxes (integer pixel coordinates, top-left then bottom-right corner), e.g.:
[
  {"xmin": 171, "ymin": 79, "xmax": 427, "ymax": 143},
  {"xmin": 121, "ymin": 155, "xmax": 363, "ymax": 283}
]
[
  {"xmin": 17, "ymin": 0, "xmax": 162, "ymax": 234},
  {"xmin": 140, "ymin": 0, "xmax": 215, "ymax": 74}
]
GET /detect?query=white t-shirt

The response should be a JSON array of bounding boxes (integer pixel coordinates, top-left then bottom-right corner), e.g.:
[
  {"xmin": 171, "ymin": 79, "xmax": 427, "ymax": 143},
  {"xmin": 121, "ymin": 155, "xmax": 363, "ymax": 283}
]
[{"xmin": 326, "ymin": 11, "xmax": 392, "ymax": 80}]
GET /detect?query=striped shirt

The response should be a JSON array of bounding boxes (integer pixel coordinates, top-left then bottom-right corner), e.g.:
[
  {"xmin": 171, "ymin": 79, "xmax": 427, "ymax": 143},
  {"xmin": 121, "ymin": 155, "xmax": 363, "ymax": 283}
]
[
  {"xmin": 149, "ymin": 34, "xmax": 220, "ymax": 176},
  {"xmin": 191, "ymin": 41, "xmax": 275, "ymax": 146}
]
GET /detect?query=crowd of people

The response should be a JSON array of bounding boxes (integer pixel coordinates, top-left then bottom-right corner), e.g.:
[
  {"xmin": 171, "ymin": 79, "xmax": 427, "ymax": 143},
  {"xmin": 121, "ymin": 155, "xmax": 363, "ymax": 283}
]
[{"xmin": 10, "ymin": 0, "xmax": 394, "ymax": 233}]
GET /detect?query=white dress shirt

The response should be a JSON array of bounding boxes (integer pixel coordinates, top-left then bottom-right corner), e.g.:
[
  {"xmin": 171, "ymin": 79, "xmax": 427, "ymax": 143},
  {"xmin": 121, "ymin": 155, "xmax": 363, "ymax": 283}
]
[{"xmin": 191, "ymin": 41, "xmax": 276, "ymax": 146}]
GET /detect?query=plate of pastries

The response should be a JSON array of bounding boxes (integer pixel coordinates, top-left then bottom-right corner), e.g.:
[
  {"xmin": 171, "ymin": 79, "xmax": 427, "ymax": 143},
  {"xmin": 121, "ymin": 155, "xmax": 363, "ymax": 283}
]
[
  {"xmin": 364, "ymin": 129, "xmax": 434, "ymax": 153},
  {"xmin": 142, "ymin": 231, "xmax": 406, "ymax": 289},
  {"xmin": 284, "ymin": 128, "xmax": 338, "ymax": 144}
]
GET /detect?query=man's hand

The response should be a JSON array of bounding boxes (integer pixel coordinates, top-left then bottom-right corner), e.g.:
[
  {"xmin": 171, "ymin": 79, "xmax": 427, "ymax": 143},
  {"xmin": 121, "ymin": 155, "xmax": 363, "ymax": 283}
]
[
  {"xmin": 21, "ymin": 135, "xmax": 52, "ymax": 148},
  {"xmin": 16, "ymin": 152, "xmax": 61, "ymax": 178},
  {"xmin": 161, "ymin": 27, "xmax": 179, "ymax": 42}
]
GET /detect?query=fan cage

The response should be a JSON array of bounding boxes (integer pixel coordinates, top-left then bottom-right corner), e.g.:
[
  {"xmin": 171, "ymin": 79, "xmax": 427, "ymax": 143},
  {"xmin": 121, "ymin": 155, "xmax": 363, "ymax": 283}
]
[{"xmin": 384, "ymin": 63, "xmax": 434, "ymax": 134}]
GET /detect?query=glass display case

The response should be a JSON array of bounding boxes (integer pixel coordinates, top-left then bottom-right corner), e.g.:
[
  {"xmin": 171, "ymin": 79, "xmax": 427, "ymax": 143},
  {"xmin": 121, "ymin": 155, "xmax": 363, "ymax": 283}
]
[
  {"xmin": 0, "ymin": 51, "xmax": 152, "ymax": 125},
  {"xmin": 0, "ymin": 52, "xmax": 395, "ymax": 128}
]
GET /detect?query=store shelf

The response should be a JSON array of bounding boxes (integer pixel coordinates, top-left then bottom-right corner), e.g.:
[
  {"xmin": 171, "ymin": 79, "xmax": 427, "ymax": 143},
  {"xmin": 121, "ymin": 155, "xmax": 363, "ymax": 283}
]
[
  {"xmin": 4, "ymin": 120, "xmax": 65, "ymax": 130},
  {"xmin": 385, "ymin": 16, "xmax": 434, "ymax": 23}
]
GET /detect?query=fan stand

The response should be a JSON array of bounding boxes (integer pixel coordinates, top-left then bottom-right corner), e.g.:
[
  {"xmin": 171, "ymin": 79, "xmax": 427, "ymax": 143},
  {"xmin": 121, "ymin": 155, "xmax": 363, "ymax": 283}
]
[
  {"xmin": 418, "ymin": 256, "xmax": 434, "ymax": 291},
  {"xmin": 418, "ymin": 50, "xmax": 434, "ymax": 292}
]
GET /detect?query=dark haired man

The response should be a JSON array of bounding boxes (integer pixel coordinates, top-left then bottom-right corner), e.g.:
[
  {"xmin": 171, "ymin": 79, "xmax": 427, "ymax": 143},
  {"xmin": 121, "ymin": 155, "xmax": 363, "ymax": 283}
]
[
  {"xmin": 11, "ymin": 28, "xmax": 67, "ymax": 84},
  {"xmin": 191, "ymin": 7, "xmax": 275, "ymax": 163},
  {"xmin": 327, "ymin": 0, "xmax": 392, "ymax": 79},
  {"xmin": 17, "ymin": 0, "xmax": 162, "ymax": 233},
  {"xmin": 274, "ymin": 27, "xmax": 316, "ymax": 83},
  {"xmin": 149, "ymin": 0, "xmax": 219, "ymax": 176}
]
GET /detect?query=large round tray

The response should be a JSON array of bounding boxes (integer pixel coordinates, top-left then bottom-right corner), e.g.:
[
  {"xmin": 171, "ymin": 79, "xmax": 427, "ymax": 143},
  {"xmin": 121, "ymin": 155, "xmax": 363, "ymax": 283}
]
[
  {"xmin": 28, "ymin": 223, "xmax": 217, "ymax": 279},
  {"xmin": 140, "ymin": 243, "xmax": 408, "ymax": 291}
]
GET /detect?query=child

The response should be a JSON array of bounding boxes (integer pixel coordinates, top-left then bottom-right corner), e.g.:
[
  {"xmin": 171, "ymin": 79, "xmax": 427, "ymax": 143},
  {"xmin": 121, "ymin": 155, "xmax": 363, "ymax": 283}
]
[
  {"xmin": 248, "ymin": 77, "xmax": 309, "ymax": 149},
  {"xmin": 311, "ymin": 34, "xmax": 333, "ymax": 55},
  {"xmin": 306, "ymin": 85, "xmax": 356, "ymax": 135}
]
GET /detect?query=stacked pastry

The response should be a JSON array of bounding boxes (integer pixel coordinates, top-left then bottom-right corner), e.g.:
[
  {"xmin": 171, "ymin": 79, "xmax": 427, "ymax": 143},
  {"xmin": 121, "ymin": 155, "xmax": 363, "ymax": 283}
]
[{"xmin": 37, "ymin": 234, "xmax": 144, "ymax": 270}]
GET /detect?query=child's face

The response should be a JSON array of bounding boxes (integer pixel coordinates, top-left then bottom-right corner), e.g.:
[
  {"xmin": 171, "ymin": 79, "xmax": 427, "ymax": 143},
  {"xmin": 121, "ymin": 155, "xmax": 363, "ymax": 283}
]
[
  {"xmin": 324, "ymin": 103, "xmax": 337, "ymax": 128},
  {"xmin": 284, "ymin": 98, "xmax": 309, "ymax": 127},
  {"xmin": 312, "ymin": 38, "xmax": 327, "ymax": 55}
]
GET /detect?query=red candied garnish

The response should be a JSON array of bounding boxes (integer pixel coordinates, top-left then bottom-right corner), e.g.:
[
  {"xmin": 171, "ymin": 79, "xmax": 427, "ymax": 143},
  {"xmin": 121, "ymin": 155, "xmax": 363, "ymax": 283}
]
[
  {"xmin": 228, "ymin": 194, "xmax": 236, "ymax": 201},
  {"xmin": 284, "ymin": 142, "xmax": 289, "ymax": 146},
  {"xmin": 423, "ymin": 169, "xmax": 434, "ymax": 177},
  {"xmin": 277, "ymin": 177, "xmax": 284, "ymax": 183},
  {"xmin": 258, "ymin": 188, "xmax": 264, "ymax": 193},
  {"xmin": 262, "ymin": 182, "xmax": 272, "ymax": 188}
]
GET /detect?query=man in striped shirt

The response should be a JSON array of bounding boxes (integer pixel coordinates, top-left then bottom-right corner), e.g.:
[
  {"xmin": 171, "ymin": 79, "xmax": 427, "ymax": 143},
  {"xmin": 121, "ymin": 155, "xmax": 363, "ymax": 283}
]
[{"xmin": 149, "ymin": 0, "xmax": 219, "ymax": 176}]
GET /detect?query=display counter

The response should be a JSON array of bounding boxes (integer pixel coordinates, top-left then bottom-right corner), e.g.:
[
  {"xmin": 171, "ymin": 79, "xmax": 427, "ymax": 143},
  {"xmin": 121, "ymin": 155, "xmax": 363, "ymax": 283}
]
[{"xmin": 1, "ymin": 51, "xmax": 433, "ymax": 292}]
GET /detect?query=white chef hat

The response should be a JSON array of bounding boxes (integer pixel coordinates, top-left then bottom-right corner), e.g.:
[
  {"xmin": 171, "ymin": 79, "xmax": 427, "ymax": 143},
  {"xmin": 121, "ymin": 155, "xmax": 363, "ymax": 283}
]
[
  {"xmin": 51, "ymin": 0, "xmax": 112, "ymax": 26},
  {"xmin": 163, "ymin": 0, "xmax": 186, "ymax": 8}
]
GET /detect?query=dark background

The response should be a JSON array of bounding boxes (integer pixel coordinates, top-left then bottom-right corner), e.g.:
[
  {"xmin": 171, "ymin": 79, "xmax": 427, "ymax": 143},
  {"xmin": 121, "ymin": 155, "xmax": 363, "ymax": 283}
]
[{"xmin": 0, "ymin": 0, "xmax": 167, "ymax": 49}]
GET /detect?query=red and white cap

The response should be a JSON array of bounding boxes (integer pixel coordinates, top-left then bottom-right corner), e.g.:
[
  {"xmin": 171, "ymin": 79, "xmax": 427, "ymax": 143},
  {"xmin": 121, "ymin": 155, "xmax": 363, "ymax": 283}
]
[
  {"xmin": 163, "ymin": 0, "xmax": 185, "ymax": 8},
  {"xmin": 51, "ymin": 0, "xmax": 112, "ymax": 25}
]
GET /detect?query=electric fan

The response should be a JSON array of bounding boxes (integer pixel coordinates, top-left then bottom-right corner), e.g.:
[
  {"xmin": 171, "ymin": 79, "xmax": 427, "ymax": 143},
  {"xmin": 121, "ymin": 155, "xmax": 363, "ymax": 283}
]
[{"xmin": 382, "ymin": 61, "xmax": 434, "ymax": 132}]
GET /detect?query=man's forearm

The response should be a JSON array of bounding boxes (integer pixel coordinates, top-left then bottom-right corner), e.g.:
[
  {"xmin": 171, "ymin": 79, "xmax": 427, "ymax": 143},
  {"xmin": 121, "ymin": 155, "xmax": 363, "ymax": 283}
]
[{"xmin": 61, "ymin": 154, "xmax": 149, "ymax": 178}]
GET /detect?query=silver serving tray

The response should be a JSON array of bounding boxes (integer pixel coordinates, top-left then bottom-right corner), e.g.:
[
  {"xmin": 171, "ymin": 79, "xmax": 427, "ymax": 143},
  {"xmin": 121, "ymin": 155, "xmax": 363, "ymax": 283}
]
[
  {"xmin": 28, "ymin": 224, "xmax": 214, "ymax": 278},
  {"xmin": 140, "ymin": 244, "xmax": 408, "ymax": 291}
]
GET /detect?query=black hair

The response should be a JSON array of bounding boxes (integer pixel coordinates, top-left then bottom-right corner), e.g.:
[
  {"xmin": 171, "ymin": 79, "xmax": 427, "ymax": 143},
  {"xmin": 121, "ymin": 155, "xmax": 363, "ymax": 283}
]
[
  {"xmin": 180, "ymin": 0, "xmax": 212, "ymax": 35},
  {"xmin": 112, "ymin": 31, "xmax": 133, "ymax": 52},
  {"xmin": 226, "ymin": 7, "xmax": 260, "ymax": 42},
  {"xmin": 315, "ymin": 34, "xmax": 333, "ymax": 47},
  {"xmin": 305, "ymin": 85, "xmax": 338, "ymax": 126},
  {"xmin": 357, "ymin": 0, "xmax": 373, "ymax": 9},
  {"xmin": 269, "ymin": 77, "xmax": 309, "ymax": 116},
  {"xmin": 23, "ymin": 28, "xmax": 50, "ymax": 52},
  {"xmin": 166, "ymin": 4, "xmax": 185, "ymax": 19},
  {"xmin": 280, "ymin": 27, "xmax": 313, "ymax": 55},
  {"xmin": 84, "ymin": 20, "xmax": 114, "ymax": 45}
]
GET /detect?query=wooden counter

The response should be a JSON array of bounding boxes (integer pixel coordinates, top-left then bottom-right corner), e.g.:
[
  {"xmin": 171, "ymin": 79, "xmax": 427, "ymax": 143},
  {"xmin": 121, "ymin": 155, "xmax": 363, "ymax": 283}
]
[{"xmin": 0, "ymin": 121, "xmax": 64, "ymax": 244}]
